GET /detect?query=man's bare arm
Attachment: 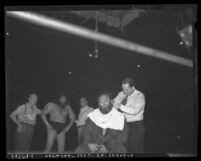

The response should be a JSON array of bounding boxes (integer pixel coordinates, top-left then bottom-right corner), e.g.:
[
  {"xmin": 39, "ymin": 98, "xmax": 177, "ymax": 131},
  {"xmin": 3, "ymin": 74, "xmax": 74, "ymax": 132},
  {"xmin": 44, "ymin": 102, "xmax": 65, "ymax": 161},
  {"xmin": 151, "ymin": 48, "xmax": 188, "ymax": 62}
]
[
  {"xmin": 64, "ymin": 105, "xmax": 75, "ymax": 132},
  {"xmin": 10, "ymin": 109, "xmax": 22, "ymax": 127},
  {"xmin": 41, "ymin": 103, "xmax": 53, "ymax": 127},
  {"xmin": 36, "ymin": 106, "xmax": 42, "ymax": 115}
]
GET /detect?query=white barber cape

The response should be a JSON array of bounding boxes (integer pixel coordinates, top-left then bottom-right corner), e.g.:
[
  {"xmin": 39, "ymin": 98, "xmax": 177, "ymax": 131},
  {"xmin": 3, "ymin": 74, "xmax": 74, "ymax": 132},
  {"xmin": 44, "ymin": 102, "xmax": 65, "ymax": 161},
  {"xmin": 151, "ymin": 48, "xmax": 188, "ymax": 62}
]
[{"xmin": 87, "ymin": 107, "xmax": 125, "ymax": 131}]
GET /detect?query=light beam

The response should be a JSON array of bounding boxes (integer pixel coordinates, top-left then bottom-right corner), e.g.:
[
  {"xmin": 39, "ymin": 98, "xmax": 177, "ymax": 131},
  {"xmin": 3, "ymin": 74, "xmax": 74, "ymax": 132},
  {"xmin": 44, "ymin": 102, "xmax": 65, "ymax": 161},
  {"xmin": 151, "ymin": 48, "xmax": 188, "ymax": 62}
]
[{"xmin": 6, "ymin": 11, "xmax": 193, "ymax": 68}]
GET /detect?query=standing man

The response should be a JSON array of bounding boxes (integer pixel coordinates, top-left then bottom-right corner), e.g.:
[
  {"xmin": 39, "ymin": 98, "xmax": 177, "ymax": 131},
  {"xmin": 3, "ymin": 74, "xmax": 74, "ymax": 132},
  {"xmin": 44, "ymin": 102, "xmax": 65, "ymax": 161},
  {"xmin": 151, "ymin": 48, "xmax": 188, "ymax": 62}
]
[
  {"xmin": 10, "ymin": 93, "xmax": 42, "ymax": 152},
  {"xmin": 75, "ymin": 97, "xmax": 94, "ymax": 145},
  {"xmin": 113, "ymin": 77, "xmax": 146, "ymax": 153},
  {"xmin": 41, "ymin": 95, "xmax": 75, "ymax": 153}
]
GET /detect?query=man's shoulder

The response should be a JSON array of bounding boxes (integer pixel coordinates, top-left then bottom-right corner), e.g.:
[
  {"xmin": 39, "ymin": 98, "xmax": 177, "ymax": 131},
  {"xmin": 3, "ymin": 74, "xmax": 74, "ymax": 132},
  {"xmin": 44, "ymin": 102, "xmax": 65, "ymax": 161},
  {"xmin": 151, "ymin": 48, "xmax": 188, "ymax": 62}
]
[
  {"xmin": 65, "ymin": 104, "xmax": 71, "ymax": 108},
  {"xmin": 46, "ymin": 102, "xmax": 56, "ymax": 108},
  {"xmin": 88, "ymin": 106, "xmax": 94, "ymax": 111},
  {"xmin": 17, "ymin": 104, "xmax": 26, "ymax": 110},
  {"xmin": 134, "ymin": 89, "xmax": 145, "ymax": 98},
  {"xmin": 117, "ymin": 91, "xmax": 125, "ymax": 96},
  {"xmin": 88, "ymin": 108, "xmax": 98, "ymax": 114},
  {"xmin": 87, "ymin": 108, "xmax": 99, "ymax": 120},
  {"xmin": 19, "ymin": 104, "xmax": 26, "ymax": 108}
]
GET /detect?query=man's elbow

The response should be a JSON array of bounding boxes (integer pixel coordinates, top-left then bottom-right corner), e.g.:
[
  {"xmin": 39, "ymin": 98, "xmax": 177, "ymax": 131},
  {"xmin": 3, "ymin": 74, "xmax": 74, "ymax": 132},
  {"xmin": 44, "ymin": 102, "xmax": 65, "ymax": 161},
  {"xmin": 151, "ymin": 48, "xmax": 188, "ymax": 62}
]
[
  {"xmin": 41, "ymin": 113, "xmax": 46, "ymax": 119},
  {"xmin": 129, "ymin": 106, "xmax": 144, "ymax": 115},
  {"xmin": 10, "ymin": 113, "xmax": 15, "ymax": 119},
  {"xmin": 70, "ymin": 117, "xmax": 75, "ymax": 122},
  {"xmin": 39, "ymin": 113, "xmax": 43, "ymax": 118}
]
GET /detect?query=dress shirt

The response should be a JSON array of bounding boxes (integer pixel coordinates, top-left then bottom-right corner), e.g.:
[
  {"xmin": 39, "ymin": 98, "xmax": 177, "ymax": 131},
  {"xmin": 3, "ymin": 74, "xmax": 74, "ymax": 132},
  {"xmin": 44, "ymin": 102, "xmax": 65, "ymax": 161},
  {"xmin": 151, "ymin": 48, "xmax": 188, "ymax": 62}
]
[{"xmin": 114, "ymin": 89, "xmax": 145, "ymax": 122}]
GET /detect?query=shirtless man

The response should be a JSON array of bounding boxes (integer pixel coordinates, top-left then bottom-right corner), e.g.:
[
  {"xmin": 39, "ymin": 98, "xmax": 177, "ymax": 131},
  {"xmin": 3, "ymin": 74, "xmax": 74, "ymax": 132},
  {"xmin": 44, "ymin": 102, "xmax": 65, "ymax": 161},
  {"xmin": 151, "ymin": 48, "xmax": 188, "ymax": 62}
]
[{"xmin": 41, "ymin": 95, "xmax": 75, "ymax": 153}]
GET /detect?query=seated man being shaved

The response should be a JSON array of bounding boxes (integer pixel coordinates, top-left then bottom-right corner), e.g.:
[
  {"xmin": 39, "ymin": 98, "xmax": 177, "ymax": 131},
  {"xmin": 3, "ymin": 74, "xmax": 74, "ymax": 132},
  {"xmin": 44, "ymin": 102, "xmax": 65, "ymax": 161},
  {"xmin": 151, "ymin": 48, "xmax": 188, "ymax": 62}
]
[{"xmin": 75, "ymin": 92, "xmax": 128, "ymax": 153}]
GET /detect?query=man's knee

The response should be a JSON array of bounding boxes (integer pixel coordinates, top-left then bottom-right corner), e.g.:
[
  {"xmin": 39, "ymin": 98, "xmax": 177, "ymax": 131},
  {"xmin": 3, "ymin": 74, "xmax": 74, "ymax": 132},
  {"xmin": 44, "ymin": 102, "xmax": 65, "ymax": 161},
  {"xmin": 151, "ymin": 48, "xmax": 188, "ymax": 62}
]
[
  {"xmin": 111, "ymin": 143, "xmax": 127, "ymax": 153},
  {"xmin": 58, "ymin": 147, "xmax": 64, "ymax": 153}
]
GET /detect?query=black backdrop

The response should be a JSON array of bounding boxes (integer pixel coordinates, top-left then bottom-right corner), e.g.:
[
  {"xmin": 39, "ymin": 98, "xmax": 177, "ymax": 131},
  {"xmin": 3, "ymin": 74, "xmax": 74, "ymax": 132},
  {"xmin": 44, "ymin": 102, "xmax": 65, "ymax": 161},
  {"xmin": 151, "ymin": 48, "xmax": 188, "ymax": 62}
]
[{"xmin": 5, "ymin": 9, "xmax": 196, "ymax": 154}]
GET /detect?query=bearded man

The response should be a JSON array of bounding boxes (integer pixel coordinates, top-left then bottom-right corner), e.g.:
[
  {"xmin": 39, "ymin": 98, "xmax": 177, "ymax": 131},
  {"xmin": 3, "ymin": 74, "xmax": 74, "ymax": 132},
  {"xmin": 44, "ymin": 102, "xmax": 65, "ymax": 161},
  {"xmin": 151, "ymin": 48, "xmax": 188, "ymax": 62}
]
[{"xmin": 75, "ymin": 92, "xmax": 128, "ymax": 153}]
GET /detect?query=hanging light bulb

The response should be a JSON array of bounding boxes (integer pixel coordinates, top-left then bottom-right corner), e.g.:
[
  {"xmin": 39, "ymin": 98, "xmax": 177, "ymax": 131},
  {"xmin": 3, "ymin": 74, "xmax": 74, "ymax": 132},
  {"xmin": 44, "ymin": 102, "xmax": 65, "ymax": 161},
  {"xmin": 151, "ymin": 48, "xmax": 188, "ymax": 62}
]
[
  {"xmin": 94, "ymin": 49, "xmax": 98, "ymax": 58},
  {"xmin": 94, "ymin": 39, "xmax": 98, "ymax": 58},
  {"xmin": 89, "ymin": 53, "xmax": 93, "ymax": 57},
  {"xmin": 179, "ymin": 41, "xmax": 184, "ymax": 45}
]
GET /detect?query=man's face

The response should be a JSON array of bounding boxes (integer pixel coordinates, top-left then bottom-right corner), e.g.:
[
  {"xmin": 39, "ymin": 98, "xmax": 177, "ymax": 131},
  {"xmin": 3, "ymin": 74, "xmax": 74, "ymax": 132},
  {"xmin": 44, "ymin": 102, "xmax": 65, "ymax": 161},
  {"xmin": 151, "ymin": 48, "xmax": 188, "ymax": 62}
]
[
  {"xmin": 59, "ymin": 96, "xmax": 66, "ymax": 105},
  {"xmin": 29, "ymin": 94, "xmax": 37, "ymax": 105},
  {"xmin": 98, "ymin": 95, "xmax": 112, "ymax": 114},
  {"xmin": 122, "ymin": 83, "xmax": 134, "ymax": 96},
  {"xmin": 80, "ymin": 98, "xmax": 88, "ymax": 108}
]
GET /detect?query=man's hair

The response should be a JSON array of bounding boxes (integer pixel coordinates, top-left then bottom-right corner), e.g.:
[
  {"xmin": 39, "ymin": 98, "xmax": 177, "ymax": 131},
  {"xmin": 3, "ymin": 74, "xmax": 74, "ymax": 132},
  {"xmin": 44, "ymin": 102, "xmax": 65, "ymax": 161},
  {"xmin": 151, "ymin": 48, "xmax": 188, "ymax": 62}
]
[
  {"xmin": 122, "ymin": 77, "xmax": 135, "ymax": 87},
  {"xmin": 80, "ymin": 97, "xmax": 87, "ymax": 101},
  {"xmin": 97, "ymin": 91, "xmax": 113, "ymax": 101},
  {"xmin": 57, "ymin": 94, "xmax": 70, "ymax": 105},
  {"xmin": 80, "ymin": 97, "xmax": 88, "ymax": 104}
]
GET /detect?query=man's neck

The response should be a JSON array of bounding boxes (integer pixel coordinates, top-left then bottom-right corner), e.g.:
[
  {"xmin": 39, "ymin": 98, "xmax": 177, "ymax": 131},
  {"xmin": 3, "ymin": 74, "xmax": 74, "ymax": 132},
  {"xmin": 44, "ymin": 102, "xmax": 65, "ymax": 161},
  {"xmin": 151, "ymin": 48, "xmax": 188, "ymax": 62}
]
[
  {"xmin": 27, "ymin": 102, "xmax": 34, "ymax": 108},
  {"xmin": 59, "ymin": 103, "xmax": 66, "ymax": 108},
  {"xmin": 128, "ymin": 88, "xmax": 135, "ymax": 97},
  {"xmin": 81, "ymin": 105, "xmax": 88, "ymax": 109}
]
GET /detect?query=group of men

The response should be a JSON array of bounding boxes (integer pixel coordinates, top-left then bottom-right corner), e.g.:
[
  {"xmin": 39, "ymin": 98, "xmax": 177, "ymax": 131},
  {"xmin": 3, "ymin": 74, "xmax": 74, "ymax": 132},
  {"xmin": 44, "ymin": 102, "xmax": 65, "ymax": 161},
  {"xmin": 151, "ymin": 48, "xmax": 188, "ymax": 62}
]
[{"xmin": 10, "ymin": 77, "xmax": 145, "ymax": 153}]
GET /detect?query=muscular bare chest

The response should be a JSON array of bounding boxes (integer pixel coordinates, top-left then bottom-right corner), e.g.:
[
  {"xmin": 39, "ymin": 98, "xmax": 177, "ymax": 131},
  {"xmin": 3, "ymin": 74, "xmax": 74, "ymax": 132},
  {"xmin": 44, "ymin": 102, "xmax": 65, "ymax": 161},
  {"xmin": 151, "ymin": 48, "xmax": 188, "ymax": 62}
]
[{"xmin": 50, "ymin": 105, "xmax": 68, "ymax": 119}]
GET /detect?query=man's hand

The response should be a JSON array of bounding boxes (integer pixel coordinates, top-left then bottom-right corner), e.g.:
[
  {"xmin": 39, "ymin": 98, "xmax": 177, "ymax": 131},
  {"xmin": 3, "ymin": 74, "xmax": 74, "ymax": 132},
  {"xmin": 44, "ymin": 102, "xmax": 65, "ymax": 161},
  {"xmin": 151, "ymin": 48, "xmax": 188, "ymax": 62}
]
[
  {"xmin": 113, "ymin": 102, "xmax": 121, "ymax": 110},
  {"xmin": 88, "ymin": 144, "xmax": 100, "ymax": 153},
  {"xmin": 98, "ymin": 144, "xmax": 108, "ymax": 153},
  {"xmin": 64, "ymin": 126, "xmax": 70, "ymax": 133},
  {"xmin": 47, "ymin": 124, "xmax": 53, "ymax": 134},
  {"xmin": 17, "ymin": 124, "xmax": 23, "ymax": 133}
]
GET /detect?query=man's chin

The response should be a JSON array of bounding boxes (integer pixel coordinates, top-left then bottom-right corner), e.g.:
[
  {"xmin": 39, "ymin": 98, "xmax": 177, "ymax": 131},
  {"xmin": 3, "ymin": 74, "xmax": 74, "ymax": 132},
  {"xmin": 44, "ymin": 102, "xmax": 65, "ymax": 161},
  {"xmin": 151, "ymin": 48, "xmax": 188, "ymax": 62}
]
[
  {"xmin": 100, "ymin": 109, "xmax": 110, "ymax": 114},
  {"xmin": 60, "ymin": 102, "xmax": 66, "ymax": 106}
]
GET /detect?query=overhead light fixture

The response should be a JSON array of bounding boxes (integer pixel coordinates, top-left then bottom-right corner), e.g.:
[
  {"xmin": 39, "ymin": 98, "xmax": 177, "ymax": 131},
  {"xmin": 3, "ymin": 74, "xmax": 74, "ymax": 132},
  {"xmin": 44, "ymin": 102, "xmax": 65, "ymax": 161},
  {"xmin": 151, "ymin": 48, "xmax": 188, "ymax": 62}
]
[
  {"xmin": 178, "ymin": 25, "xmax": 192, "ymax": 48},
  {"xmin": 137, "ymin": 64, "xmax": 141, "ymax": 68},
  {"xmin": 179, "ymin": 41, "xmax": 184, "ymax": 45},
  {"xmin": 176, "ymin": 12, "xmax": 192, "ymax": 49}
]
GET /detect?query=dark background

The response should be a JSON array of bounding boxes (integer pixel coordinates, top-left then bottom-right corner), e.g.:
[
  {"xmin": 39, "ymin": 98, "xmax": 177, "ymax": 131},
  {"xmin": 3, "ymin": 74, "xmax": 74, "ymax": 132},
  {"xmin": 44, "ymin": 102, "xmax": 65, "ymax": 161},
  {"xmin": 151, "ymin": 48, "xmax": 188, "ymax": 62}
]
[{"xmin": 5, "ymin": 6, "xmax": 197, "ymax": 154}]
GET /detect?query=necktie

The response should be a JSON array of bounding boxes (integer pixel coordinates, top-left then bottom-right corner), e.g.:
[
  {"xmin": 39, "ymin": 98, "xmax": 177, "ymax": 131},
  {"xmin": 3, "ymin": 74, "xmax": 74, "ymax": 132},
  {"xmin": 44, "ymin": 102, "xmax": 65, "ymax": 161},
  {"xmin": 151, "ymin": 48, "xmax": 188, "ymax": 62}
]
[{"xmin": 121, "ymin": 96, "xmax": 128, "ymax": 105}]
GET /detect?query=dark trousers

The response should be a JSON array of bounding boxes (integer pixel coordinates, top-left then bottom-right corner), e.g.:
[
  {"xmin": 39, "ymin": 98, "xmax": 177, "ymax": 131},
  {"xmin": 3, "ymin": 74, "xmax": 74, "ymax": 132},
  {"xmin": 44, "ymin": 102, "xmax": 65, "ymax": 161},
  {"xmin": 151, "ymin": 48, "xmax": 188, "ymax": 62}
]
[
  {"xmin": 15, "ymin": 124, "xmax": 34, "ymax": 152},
  {"xmin": 127, "ymin": 120, "xmax": 145, "ymax": 153},
  {"xmin": 77, "ymin": 126, "xmax": 85, "ymax": 145}
]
